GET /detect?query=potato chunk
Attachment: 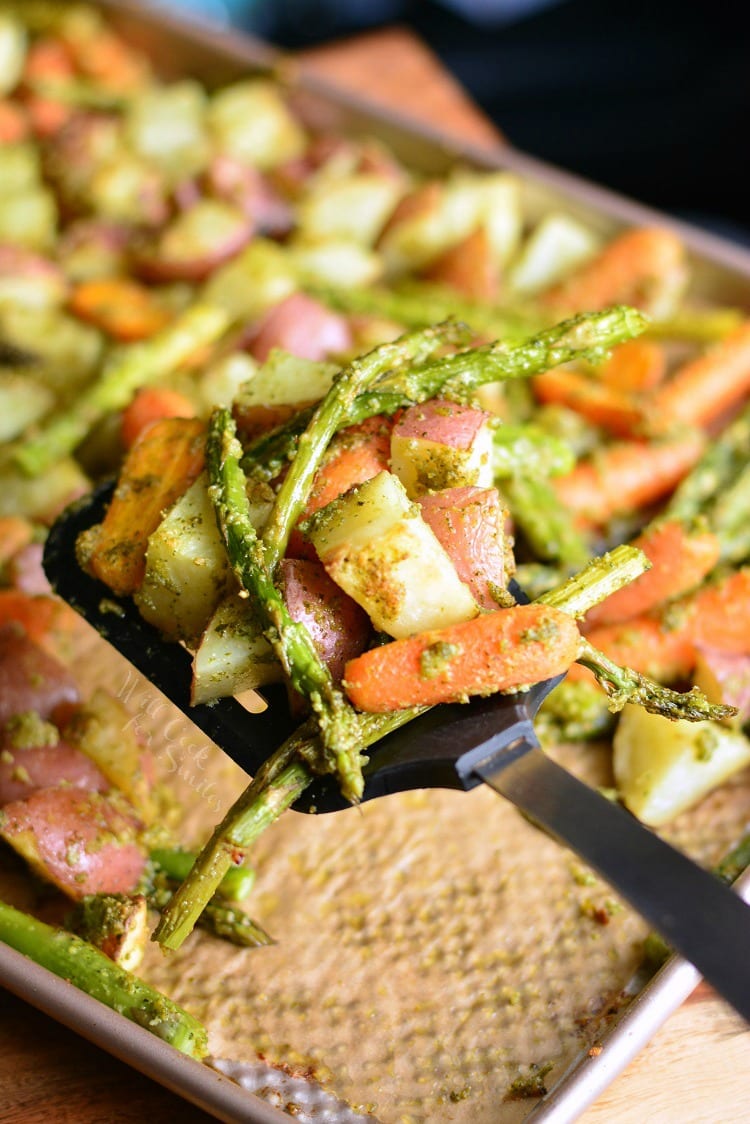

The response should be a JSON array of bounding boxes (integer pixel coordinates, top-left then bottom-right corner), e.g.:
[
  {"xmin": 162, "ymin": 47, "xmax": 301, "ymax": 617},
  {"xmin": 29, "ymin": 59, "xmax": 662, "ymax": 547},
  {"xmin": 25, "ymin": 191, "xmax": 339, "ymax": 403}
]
[
  {"xmin": 613, "ymin": 703, "xmax": 750, "ymax": 826},
  {"xmin": 306, "ymin": 470, "xmax": 478, "ymax": 638},
  {"xmin": 134, "ymin": 472, "xmax": 235, "ymax": 645}
]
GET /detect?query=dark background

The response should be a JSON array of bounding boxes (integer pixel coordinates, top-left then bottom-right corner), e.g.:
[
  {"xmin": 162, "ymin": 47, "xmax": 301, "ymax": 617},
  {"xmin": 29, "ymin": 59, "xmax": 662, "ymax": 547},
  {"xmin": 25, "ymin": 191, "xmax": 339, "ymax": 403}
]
[{"xmin": 225, "ymin": 0, "xmax": 750, "ymax": 244}]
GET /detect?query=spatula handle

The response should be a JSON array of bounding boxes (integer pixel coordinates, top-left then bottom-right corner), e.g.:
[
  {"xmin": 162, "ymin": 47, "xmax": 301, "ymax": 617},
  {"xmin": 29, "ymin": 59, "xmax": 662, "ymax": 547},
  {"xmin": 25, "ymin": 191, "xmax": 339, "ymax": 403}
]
[{"xmin": 476, "ymin": 732, "xmax": 750, "ymax": 1026}]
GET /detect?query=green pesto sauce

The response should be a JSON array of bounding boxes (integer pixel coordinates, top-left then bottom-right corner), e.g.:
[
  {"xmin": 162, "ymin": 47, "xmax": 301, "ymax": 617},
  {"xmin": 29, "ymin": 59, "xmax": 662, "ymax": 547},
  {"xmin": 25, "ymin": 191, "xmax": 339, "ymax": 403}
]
[{"xmin": 419, "ymin": 640, "xmax": 461, "ymax": 680}]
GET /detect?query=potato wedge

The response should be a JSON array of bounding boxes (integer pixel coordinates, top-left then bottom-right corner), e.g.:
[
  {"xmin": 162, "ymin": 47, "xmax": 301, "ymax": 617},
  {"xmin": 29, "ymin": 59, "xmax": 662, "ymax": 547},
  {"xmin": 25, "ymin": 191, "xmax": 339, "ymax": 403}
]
[{"xmin": 613, "ymin": 702, "xmax": 750, "ymax": 826}]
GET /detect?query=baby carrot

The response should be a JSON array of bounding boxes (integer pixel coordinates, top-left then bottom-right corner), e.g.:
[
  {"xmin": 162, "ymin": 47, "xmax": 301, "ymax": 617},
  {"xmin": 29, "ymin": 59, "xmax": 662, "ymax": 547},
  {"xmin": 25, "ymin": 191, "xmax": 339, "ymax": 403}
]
[
  {"xmin": 343, "ymin": 603, "xmax": 581, "ymax": 712},
  {"xmin": 288, "ymin": 416, "xmax": 393, "ymax": 558},
  {"xmin": 575, "ymin": 568, "xmax": 750, "ymax": 686},
  {"xmin": 532, "ymin": 367, "xmax": 642, "ymax": 437},
  {"xmin": 69, "ymin": 278, "xmax": 172, "ymax": 342},
  {"xmin": 120, "ymin": 386, "xmax": 196, "ymax": 450},
  {"xmin": 684, "ymin": 569, "xmax": 750, "ymax": 654},
  {"xmin": 644, "ymin": 320, "xmax": 750, "ymax": 433},
  {"xmin": 570, "ymin": 616, "xmax": 697, "ymax": 686},
  {"xmin": 0, "ymin": 591, "xmax": 67, "ymax": 645},
  {"xmin": 0, "ymin": 100, "xmax": 28, "ymax": 143},
  {"xmin": 552, "ymin": 432, "xmax": 705, "ymax": 527},
  {"xmin": 597, "ymin": 338, "xmax": 667, "ymax": 393},
  {"xmin": 78, "ymin": 416, "xmax": 206, "ymax": 596},
  {"xmin": 305, "ymin": 416, "xmax": 393, "ymax": 518},
  {"xmin": 584, "ymin": 519, "xmax": 721, "ymax": 626},
  {"xmin": 421, "ymin": 226, "xmax": 500, "ymax": 302},
  {"xmin": 541, "ymin": 227, "xmax": 687, "ymax": 314},
  {"xmin": 0, "ymin": 517, "xmax": 34, "ymax": 567}
]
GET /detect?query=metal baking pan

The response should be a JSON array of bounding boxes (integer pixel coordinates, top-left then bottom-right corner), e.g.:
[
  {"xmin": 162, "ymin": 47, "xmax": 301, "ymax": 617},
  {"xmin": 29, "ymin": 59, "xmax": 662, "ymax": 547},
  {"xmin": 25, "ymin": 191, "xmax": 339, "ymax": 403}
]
[{"xmin": 3, "ymin": 2, "xmax": 750, "ymax": 1121}]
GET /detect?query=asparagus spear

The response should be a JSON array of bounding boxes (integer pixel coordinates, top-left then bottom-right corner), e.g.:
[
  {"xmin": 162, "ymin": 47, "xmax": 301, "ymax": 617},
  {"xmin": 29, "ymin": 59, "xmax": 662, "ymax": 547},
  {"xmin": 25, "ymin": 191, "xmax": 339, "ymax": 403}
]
[
  {"xmin": 703, "ymin": 461, "xmax": 750, "ymax": 564},
  {"xmin": 14, "ymin": 304, "xmax": 229, "ymax": 477},
  {"xmin": 492, "ymin": 423, "xmax": 575, "ymax": 480},
  {"xmin": 242, "ymin": 306, "xmax": 648, "ymax": 478},
  {"xmin": 153, "ymin": 709, "xmax": 425, "ymax": 951},
  {"xmin": 501, "ymin": 473, "xmax": 592, "ymax": 568},
  {"xmin": 0, "ymin": 899, "xmax": 208, "ymax": 1059},
  {"xmin": 309, "ymin": 279, "xmax": 542, "ymax": 341},
  {"xmin": 150, "ymin": 848, "xmax": 255, "ymax": 901},
  {"xmin": 260, "ymin": 320, "xmax": 471, "ymax": 567},
  {"xmin": 537, "ymin": 543, "xmax": 650, "ymax": 618},
  {"xmin": 207, "ymin": 408, "xmax": 365, "ymax": 802},
  {"xmin": 147, "ymin": 885, "xmax": 274, "ymax": 949},
  {"xmin": 575, "ymin": 637, "xmax": 735, "ymax": 723},
  {"xmin": 646, "ymin": 306, "xmax": 744, "ymax": 343},
  {"xmin": 663, "ymin": 399, "xmax": 750, "ymax": 524}
]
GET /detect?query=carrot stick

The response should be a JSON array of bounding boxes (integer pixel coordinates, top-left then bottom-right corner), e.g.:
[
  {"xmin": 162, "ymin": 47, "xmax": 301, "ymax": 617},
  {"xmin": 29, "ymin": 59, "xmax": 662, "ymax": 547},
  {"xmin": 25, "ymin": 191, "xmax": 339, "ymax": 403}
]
[
  {"xmin": 120, "ymin": 386, "xmax": 196, "ymax": 450},
  {"xmin": 573, "ymin": 568, "xmax": 750, "ymax": 686},
  {"xmin": 421, "ymin": 226, "xmax": 500, "ymax": 302},
  {"xmin": 644, "ymin": 320, "xmax": 750, "ymax": 433},
  {"xmin": 685, "ymin": 569, "xmax": 750, "ymax": 654},
  {"xmin": 598, "ymin": 338, "xmax": 667, "ymax": 392},
  {"xmin": 541, "ymin": 227, "xmax": 687, "ymax": 314},
  {"xmin": 552, "ymin": 432, "xmax": 705, "ymax": 527},
  {"xmin": 305, "ymin": 415, "xmax": 394, "ymax": 517},
  {"xmin": 570, "ymin": 617, "xmax": 696, "ymax": 686},
  {"xmin": 584, "ymin": 519, "xmax": 721, "ymax": 626},
  {"xmin": 0, "ymin": 100, "xmax": 28, "ymax": 143},
  {"xmin": 343, "ymin": 603, "xmax": 581, "ymax": 711},
  {"xmin": 532, "ymin": 367, "xmax": 642, "ymax": 437},
  {"xmin": 288, "ymin": 416, "xmax": 393, "ymax": 559},
  {"xmin": 0, "ymin": 517, "xmax": 34, "ymax": 566},
  {"xmin": 0, "ymin": 591, "xmax": 68, "ymax": 645},
  {"xmin": 69, "ymin": 278, "xmax": 172, "ymax": 342},
  {"xmin": 78, "ymin": 416, "xmax": 206, "ymax": 597}
]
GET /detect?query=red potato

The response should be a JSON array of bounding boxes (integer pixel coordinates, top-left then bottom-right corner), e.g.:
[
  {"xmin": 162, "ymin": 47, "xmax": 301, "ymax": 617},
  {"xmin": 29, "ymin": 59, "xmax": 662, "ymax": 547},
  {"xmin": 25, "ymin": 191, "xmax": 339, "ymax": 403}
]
[
  {"xmin": 0, "ymin": 245, "xmax": 68, "ymax": 305},
  {"xmin": 206, "ymin": 156, "xmax": 294, "ymax": 236},
  {"xmin": 279, "ymin": 558, "xmax": 371, "ymax": 682},
  {"xmin": 0, "ymin": 624, "xmax": 80, "ymax": 726},
  {"xmin": 43, "ymin": 112, "xmax": 123, "ymax": 210},
  {"xmin": 394, "ymin": 398, "xmax": 490, "ymax": 449},
  {"xmin": 694, "ymin": 647, "xmax": 750, "ymax": 725},
  {"xmin": 5, "ymin": 542, "xmax": 50, "ymax": 596},
  {"xmin": 56, "ymin": 218, "xmax": 131, "ymax": 277},
  {"xmin": 390, "ymin": 397, "xmax": 494, "ymax": 496},
  {"xmin": 45, "ymin": 112, "xmax": 169, "ymax": 226},
  {"xmin": 0, "ymin": 730, "xmax": 109, "ymax": 806},
  {"xmin": 417, "ymin": 487, "xmax": 511, "ymax": 611},
  {"xmin": 133, "ymin": 201, "xmax": 254, "ymax": 283},
  {"xmin": 0, "ymin": 787, "xmax": 145, "ymax": 900},
  {"xmin": 272, "ymin": 134, "xmax": 358, "ymax": 197},
  {"xmin": 247, "ymin": 292, "xmax": 353, "ymax": 363}
]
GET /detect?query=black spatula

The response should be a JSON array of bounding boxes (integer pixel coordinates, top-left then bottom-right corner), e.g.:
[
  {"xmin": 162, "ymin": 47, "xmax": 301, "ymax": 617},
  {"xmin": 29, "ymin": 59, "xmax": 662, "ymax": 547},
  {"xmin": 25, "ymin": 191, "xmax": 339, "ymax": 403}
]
[{"xmin": 43, "ymin": 483, "xmax": 750, "ymax": 1025}]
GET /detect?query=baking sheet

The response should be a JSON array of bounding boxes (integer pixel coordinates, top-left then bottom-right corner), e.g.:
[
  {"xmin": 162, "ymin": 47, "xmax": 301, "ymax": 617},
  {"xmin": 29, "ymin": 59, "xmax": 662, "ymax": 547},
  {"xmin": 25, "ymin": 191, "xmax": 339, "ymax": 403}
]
[{"xmin": 3, "ymin": 2, "xmax": 750, "ymax": 1121}]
